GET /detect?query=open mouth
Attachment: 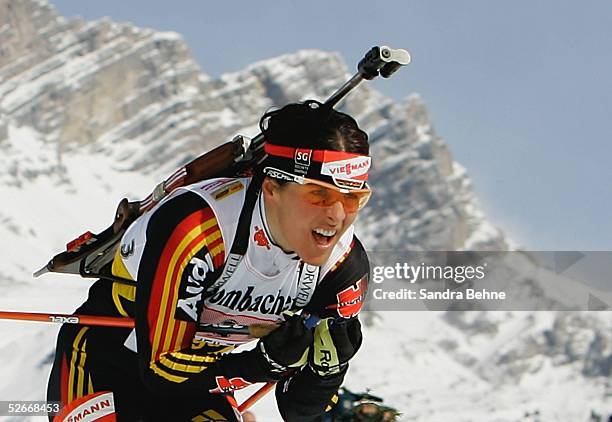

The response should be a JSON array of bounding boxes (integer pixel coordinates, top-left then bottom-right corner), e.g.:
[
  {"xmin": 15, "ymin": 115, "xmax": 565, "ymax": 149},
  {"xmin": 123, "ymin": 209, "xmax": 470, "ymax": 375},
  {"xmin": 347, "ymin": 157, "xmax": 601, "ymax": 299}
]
[{"xmin": 311, "ymin": 228, "xmax": 337, "ymax": 247}]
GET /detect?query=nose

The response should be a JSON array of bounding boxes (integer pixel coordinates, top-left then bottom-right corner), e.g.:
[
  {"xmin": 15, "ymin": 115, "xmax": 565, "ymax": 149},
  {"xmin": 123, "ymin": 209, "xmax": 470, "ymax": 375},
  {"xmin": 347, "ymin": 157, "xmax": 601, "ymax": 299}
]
[{"xmin": 325, "ymin": 200, "xmax": 346, "ymax": 222}]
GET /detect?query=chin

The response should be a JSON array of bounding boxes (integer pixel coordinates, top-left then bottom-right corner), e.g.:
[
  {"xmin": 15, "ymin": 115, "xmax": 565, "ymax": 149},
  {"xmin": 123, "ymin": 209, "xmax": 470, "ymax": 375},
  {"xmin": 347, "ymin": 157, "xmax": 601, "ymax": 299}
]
[{"xmin": 299, "ymin": 250, "xmax": 333, "ymax": 266}]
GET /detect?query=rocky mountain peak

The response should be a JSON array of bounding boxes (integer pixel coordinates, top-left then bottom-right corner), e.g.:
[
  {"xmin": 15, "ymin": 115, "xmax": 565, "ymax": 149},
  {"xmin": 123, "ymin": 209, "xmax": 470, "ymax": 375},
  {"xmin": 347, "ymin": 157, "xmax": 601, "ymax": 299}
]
[{"xmin": 1, "ymin": 0, "xmax": 203, "ymax": 150}]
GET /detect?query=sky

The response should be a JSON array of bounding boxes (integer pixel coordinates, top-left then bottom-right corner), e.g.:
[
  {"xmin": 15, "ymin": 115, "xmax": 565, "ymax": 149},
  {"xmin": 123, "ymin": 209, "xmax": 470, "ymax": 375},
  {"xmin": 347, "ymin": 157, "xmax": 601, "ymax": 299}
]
[{"xmin": 49, "ymin": 0, "xmax": 612, "ymax": 251}]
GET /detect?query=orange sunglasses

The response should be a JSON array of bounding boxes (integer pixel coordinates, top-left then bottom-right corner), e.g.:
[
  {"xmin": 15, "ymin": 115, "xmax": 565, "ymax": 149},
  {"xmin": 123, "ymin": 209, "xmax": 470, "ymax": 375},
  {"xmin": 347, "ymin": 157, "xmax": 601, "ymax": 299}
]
[
  {"xmin": 264, "ymin": 166, "xmax": 372, "ymax": 212},
  {"xmin": 296, "ymin": 178, "xmax": 372, "ymax": 212}
]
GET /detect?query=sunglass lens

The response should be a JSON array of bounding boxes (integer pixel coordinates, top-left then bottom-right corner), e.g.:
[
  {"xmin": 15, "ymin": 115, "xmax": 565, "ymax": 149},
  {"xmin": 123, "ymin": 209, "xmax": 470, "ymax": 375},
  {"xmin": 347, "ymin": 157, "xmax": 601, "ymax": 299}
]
[{"xmin": 302, "ymin": 187, "xmax": 370, "ymax": 212}]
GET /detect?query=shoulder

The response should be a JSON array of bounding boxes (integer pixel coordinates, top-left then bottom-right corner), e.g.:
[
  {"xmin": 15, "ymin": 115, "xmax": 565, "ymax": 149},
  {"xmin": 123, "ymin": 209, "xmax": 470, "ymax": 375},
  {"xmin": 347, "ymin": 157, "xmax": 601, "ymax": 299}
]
[
  {"xmin": 117, "ymin": 177, "xmax": 249, "ymax": 279},
  {"xmin": 180, "ymin": 177, "xmax": 249, "ymax": 222},
  {"xmin": 145, "ymin": 177, "xmax": 250, "ymax": 247}
]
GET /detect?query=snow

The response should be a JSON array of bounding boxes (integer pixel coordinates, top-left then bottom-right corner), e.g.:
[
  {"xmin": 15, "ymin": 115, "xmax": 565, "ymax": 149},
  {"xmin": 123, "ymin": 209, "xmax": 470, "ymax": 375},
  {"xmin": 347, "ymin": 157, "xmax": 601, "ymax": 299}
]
[
  {"xmin": 0, "ymin": 123, "xmax": 153, "ymax": 278},
  {"xmin": 152, "ymin": 31, "xmax": 183, "ymax": 43}
]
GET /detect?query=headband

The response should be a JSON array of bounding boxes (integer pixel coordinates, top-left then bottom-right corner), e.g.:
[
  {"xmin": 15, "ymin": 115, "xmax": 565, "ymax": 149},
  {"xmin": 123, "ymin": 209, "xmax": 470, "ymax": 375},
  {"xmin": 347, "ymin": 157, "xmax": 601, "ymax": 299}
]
[{"xmin": 263, "ymin": 143, "xmax": 371, "ymax": 190}]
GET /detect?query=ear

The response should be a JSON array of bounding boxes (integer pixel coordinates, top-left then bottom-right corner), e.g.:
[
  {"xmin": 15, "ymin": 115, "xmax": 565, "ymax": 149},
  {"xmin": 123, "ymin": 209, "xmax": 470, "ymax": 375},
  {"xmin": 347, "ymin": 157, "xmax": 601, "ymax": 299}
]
[{"xmin": 262, "ymin": 177, "xmax": 280, "ymax": 199}]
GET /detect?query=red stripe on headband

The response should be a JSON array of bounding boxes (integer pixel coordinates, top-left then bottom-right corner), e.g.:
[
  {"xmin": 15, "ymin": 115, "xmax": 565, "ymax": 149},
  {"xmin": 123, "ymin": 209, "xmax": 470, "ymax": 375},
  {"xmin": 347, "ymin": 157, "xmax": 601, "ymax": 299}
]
[{"xmin": 264, "ymin": 143, "xmax": 367, "ymax": 163}]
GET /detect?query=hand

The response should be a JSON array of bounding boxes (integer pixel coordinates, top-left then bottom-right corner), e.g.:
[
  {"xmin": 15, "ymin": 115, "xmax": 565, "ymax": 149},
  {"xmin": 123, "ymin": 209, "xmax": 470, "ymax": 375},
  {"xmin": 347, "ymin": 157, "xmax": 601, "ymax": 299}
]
[
  {"xmin": 310, "ymin": 317, "xmax": 362, "ymax": 377},
  {"xmin": 258, "ymin": 312, "xmax": 313, "ymax": 373}
]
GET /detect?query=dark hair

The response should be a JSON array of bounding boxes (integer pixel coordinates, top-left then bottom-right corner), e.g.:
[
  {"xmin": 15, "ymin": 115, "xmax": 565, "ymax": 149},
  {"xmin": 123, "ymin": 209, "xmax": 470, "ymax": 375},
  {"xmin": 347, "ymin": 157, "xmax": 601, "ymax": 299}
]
[{"xmin": 259, "ymin": 100, "xmax": 369, "ymax": 154}]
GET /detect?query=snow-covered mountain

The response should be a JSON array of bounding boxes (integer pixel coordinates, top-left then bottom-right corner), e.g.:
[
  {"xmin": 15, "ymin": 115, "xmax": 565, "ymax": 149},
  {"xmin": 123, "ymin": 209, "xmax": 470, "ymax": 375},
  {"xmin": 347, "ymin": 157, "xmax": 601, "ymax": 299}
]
[{"xmin": 0, "ymin": 1, "xmax": 609, "ymax": 420}]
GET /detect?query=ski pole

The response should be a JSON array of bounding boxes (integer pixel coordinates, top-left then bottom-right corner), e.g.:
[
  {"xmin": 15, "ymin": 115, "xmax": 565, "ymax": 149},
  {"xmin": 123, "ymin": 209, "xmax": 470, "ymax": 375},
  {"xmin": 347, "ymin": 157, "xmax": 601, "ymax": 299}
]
[
  {"xmin": 0, "ymin": 310, "xmax": 134, "ymax": 328},
  {"xmin": 0, "ymin": 310, "xmax": 284, "ymax": 414},
  {"xmin": 0, "ymin": 312, "xmax": 319, "ymax": 413},
  {"xmin": 0, "ymin": 310, "xmax": 263, "ymax": 336},
  {"xmin": 0, "ymin": 310, "xmax": 321, "ymax": 332},
  {"xmin": 234, "ymin": 315, "xmax": 319, "ymax": 412},
  {"xmin": 237, "ymin": 382, "xmax": 275, "ymax": 413}
]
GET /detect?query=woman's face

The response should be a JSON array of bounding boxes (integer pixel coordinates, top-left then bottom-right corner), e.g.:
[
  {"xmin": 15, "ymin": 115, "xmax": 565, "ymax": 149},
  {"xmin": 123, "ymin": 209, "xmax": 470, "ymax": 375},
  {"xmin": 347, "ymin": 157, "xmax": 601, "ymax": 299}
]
[{"xmin": 263, "ymin": 178, "xmax": 359, "ymax": 266}]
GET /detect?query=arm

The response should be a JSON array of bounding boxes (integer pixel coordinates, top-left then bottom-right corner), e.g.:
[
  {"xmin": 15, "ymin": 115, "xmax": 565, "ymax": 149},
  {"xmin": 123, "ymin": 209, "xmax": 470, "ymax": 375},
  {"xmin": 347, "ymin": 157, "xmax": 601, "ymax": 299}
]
[
  {"xmin": 275, "ymin": 238, "xmax": 369, "ymax": 421},
  {"xmin": 132, "ymin": 190, "xmax": 289, "ymax": 395}
]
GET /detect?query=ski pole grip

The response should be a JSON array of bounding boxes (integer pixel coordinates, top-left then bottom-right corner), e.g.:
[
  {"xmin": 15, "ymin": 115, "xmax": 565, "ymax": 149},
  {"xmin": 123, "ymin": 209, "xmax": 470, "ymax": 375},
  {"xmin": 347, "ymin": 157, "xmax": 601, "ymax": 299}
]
[{"xmin": 303, "ymin": 314, "xmax": 321, "ymax": 329}]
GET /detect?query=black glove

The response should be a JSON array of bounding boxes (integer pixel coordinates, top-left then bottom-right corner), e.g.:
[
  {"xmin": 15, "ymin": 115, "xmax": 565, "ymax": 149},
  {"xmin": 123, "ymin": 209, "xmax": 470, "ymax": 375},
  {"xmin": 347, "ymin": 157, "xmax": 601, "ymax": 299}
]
[
  {"xmin": 309, "ymin": 317, "xmax": 362, "ymax": 377},
  {"xmin": 258, "ymin": 312, "xmax": 314, "ymax": 375}
]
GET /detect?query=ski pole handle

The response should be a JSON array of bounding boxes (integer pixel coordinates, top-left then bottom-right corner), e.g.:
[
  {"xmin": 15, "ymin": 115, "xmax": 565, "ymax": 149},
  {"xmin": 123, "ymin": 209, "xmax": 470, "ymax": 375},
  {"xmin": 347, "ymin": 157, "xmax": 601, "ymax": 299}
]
[
  {"xmin": 303, "ymin": 313, "xmax": 321, "ymax": 329},
  {"xmin": 230, "ymin": 315, "xmax": 320, "ymax": 414}
]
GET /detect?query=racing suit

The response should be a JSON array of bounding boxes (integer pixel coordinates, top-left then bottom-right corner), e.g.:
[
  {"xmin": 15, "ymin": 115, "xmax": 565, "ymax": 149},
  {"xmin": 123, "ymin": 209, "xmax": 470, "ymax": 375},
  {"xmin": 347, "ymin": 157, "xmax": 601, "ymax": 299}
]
[{"xmin": 47, "ymin": 177, "xmax": 369, "ymax": 421}]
